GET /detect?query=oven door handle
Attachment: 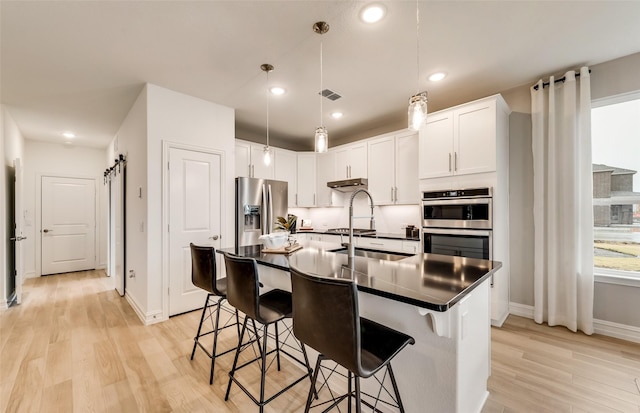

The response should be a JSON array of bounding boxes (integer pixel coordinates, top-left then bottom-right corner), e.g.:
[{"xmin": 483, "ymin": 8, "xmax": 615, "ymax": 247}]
[
  {"xmin": 422, "ymin": 227, "xmax": 492, "ymax": 237},
  {"xmin": 422, "ymin": 198, "xmax": 491, "ymax": 206}
]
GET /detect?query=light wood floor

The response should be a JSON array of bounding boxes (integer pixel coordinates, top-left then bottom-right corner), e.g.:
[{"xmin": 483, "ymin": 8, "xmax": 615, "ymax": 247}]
[{"xmin": 1, "ymin": 270, "xmax": 639, "ymax": 413}]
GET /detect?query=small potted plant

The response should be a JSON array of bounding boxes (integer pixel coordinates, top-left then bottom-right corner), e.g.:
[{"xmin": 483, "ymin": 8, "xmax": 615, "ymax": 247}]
[{"xmin": 275, "ymin": 214, "xmax": 297, "ymax": 233}]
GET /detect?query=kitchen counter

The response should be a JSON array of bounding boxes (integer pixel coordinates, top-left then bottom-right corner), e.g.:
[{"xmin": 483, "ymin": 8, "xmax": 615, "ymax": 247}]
[
  {"xmin": 217, "ymin": 240, "xmax": 498, "ymax": 412},
  {"xmin": 219, "ymin": 240, "xmax": 500, "ymax": 311}
]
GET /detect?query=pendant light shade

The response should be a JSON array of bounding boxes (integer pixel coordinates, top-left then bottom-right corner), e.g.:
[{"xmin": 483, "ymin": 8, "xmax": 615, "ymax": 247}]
[
  {"xmin": 408, "ymin": 92, "xmax": 428, "ymax": 131},
  {"xmin": 313, "ymin": 21, "xmax": 329, "ymax": 153},
  {"xmin": 407, "ymin": 0, "xmax": 427, "ymax": 131},
  {"xmin": 261, "ymin": 63, "xmax": 274, "ymax": 165},
  {"xmin": 315, "ymin": 126, "xmax": 328, "ymax": 153}
]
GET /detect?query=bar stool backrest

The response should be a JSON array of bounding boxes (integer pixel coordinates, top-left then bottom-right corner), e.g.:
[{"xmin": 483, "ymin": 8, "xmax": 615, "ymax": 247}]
[
  {"xmin": 223, "ymin": 253, "xmax": 261, "ymax": 322},
  {"xmin": 190, "ymin": 243, "xmax": 225, "ymax": 296},
  {"xmin": 290, "ymin": 267, "xmax": 361, "ymax": 376}
]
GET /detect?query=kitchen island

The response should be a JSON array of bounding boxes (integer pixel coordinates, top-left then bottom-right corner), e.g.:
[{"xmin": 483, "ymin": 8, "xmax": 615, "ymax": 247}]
[{"xmin": 218, "ymin": 240, "xmax": 501, "ymax": 413}]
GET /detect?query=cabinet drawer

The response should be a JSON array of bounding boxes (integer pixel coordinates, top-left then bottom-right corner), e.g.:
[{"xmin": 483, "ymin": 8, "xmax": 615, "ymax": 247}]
[{"xmin": 356, "ymin": 237, "xmax": 403, "ymax": 253}]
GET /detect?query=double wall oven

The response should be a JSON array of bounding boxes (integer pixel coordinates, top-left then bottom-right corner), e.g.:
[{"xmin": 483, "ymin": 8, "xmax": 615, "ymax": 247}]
[{"xmin": 422, "ymin": 188, "xmax": 493, "ymax": 263}]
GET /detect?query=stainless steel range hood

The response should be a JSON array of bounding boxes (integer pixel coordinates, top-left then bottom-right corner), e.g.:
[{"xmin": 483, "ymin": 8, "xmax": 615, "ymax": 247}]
[{"xmin": 326, "ymin": 178, "xmax": 368, "ymax": 192}]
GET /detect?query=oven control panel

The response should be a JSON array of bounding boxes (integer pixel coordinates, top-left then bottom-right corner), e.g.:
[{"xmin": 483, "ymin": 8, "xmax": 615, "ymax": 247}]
[{"xmin": 422, "ymin": 187, "xmax": 491, "ymax": 200}]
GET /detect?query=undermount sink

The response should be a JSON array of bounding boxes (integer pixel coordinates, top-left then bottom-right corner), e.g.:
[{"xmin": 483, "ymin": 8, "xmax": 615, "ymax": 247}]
[{"xmin": 330, "ymin": 247, "xmax": 411, "ymax": 262}]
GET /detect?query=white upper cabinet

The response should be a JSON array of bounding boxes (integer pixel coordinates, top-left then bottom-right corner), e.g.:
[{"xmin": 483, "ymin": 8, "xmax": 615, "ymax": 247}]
[
  {"xmin": 297, "ymin": 152, "xmax": 316, "ymax": 207},
  {"xmin": 394, "ymin": 131, "xmax": 419, "ymax": 204},
  {"xmin": 419, "ymin": 95, "xmax": 503, "ymax": 179},
  {"xmin": 368, "ymin": 135, "xmax": 395, "ymax": 204},
  {"xmin": 235, "ymin": 141, "xmax": 251, "ymax": 178},
  {"xmin": 335, "ymin": 142, "xmax": 367, "ymax": 179},
  {"xmin": 274, "ymin": 148, "xmax": 297, "ymax": 208},
  {"xmin": 368, "ymin": 130, "xmax": 419, "ymax": 205},
  {"xmin": 234, "ymin": 140, "xmax": 274, "ymax": 179},
  {"xmin": 316, "ymin": 151, "xmax": 342, "ymax": 207}
]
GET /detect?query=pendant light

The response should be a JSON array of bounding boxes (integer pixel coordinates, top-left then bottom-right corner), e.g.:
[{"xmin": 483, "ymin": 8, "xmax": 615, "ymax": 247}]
[
  {"xmin": 408, "ymin": 0, "xmax": 427, "ymax": 131},
  {"xmin": 261, "ymin": 63, "xmax": 274, "ymax": 166},
  {"xmin": 313, "ymin": 21, "xmax": 329, "ymax": 153}
]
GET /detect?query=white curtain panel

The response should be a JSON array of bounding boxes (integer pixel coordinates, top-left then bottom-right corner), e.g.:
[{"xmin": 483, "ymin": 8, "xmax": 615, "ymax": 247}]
[{"xmin": 531, "ymin": 67, "xmax": 594, "ymax": 335}]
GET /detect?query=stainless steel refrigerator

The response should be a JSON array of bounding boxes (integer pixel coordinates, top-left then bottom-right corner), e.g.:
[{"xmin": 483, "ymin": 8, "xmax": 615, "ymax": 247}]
[{"xmin": 235, "ymin": 177, "xmax": 288, "ymax": 248}]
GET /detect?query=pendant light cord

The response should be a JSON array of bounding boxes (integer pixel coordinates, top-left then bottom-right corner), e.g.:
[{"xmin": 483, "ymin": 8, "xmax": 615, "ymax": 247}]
[
  {"xmin": 266, "ymin": 69, "xmax": 270, "ymax": 147},
  {"xmin": 416, "ymin": 0, "xmax": 420, "ymax": 95},
  {"xmin": 320, "ymin": 40, "xmax": 323, "ymax": 127}
]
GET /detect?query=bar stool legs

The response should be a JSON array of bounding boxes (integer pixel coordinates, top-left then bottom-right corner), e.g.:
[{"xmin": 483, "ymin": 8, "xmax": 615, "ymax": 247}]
[
  {"xmin": 224, "ymin": 317, "xmax": 315, "ymax": 412},
  {"xmin": 190, "ymin": 293, "xmax": 240, "ymax": 384}
]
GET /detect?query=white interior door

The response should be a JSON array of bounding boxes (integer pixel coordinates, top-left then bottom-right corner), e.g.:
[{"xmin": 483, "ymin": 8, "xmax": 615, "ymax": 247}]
[
  {"xmin": 109, "ymin": 172, "xmax": 125, "ymax": 296},
  {"xmin": 13, "ymin": 159, "xmax": 25, "ymax": 304},
  {"xmin": 41, "ymin": 176, "xmax": 96, "ymax": 275},
  {"xmin": 169, "ymin": 147, "xmax": 222, "ymax": 316}
]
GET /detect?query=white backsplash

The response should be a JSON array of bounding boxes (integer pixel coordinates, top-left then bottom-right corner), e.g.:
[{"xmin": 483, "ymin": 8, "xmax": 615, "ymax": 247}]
[{"xmin": 290, "ymin": 203, "xmax": 420, "ymax": 235}]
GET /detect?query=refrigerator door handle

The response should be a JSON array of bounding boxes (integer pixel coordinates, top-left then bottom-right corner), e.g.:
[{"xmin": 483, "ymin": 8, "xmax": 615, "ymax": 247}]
[
  {"xmin": 262, "ymin": 184, "xmax": 268, "ymax": 235},
  {"xmin": 267, "ymin": 184, "xmax": 273, "ymax": 234}
]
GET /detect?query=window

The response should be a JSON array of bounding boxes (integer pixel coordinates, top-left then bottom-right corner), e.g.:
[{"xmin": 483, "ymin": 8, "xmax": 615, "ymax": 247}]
[{"xmin": 591, "ymin": 92, "xmax": 640, "ymax": 284}]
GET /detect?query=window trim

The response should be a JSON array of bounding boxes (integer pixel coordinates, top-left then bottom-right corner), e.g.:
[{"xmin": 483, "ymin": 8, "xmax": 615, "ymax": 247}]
[{"xmin": 594, "ymin": 268, "xmax": 640, "ymax": 288}]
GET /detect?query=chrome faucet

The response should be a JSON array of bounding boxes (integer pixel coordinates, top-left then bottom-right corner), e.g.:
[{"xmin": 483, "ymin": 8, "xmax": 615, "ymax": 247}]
[{"xmin": 346, "ymin": 188, "xmax": 375, "ymax": 260}]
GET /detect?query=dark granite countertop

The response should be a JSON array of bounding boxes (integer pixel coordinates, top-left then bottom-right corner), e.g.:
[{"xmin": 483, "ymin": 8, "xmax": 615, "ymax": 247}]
[
  {"xmin": 218, "ymin": 241, "xmax": 500, "ymax": 312},
  {"xmin": 296, "ymin": 229, "xmax": 420, "ymax": 242}
]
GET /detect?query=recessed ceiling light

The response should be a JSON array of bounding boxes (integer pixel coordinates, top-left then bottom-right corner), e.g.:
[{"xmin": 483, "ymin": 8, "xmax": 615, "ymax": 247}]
[
  {"xmin": 360, "ymin": 4, "xmax": 386, "ymax": 23},
  {"xmin": 270, "ymin": 87, "xmax": 286, "ymax": 95},
  {"xmin": 62, "ymin": 131, "xmax": 76, "ymax": 138},
  {"xmin": 331, "ymin": 112, "xmax": 343, "ymax": 119},
  {"xmin": 428, "ymin": 72, "xmax": 447, "ymax": 82}
]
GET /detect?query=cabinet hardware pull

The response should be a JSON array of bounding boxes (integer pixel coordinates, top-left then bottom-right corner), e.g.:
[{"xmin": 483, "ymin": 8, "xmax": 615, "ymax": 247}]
[
  {"xmin": 391, "ymin": 187, "xmax": 394, "ymax": 202},
  {"xmin": 295, "ymin": 193, "xmax": 298, "ymax": 206},
  {"xmin": 448, "ymin": 153, "xmax": 452, "ymax": 172},
  {"xmin": 209, "ymin": 235, "xmax": 219, "ymax": 240},
  {"xmin": 313, "ymin": 194, "xmax": 316, "ymax": 205},
  {"xmin": 454, "ymin": 152, "xmax": 457, "ymax": 171}
]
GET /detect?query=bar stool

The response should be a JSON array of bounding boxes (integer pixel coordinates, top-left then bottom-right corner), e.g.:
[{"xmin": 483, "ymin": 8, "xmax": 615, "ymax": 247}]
[
  {"xmin": 290, "ymin": 266, "xmax": 415, "ymax": 413},
  {"xmin": 223, "ymin": 253, "xmax": 315, "ymax": 413},
  {"xmin": 189, "ymin": 243, "xmax": 240, "ymax": 384}
]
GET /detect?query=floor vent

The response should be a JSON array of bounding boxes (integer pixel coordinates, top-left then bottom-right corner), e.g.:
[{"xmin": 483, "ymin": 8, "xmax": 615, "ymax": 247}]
[{"xmin": 320, "ymin": 89, "xmax": 342, "ymax": 101}]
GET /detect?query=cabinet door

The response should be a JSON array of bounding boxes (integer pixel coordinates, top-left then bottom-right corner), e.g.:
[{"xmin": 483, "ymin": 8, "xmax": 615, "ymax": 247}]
[
  {"xmin": 348, "ymin": 143, "xmax": 368, "ymax": 178},
  {"xmin": 335, "ymin": 148, "xmax": 350, "ymax": 180},
  {"xmin": 235, "ymin": 142, "xmax": 251, "ymax": 177},
  {"xmin": 317, "ymin": 151, "xmax": 341, "ymax": 206},
  {"xmin": 419, "ymin": 111, "xmax": 454, "ymax": 179},
  {"xmin": 297, "ymin": 153, "xmax": 316, "ymax": 207},
  {"xmin": 251, "ymin": 145, "xmax": 274, "ymax": 179},
  {"xmin": 275, "ymin": 149, "xmax": 297, "ymax": 207},
  {"xmin": 394, "ymin": 131, "xmax": 419, "ymax": 204},
  {"xmin": 454, "ymin": 100, "xmax": 497, "ymax": 175},
  {"xmin": 368, "ymin": 136, "xmax": 395, "ymax": 205}
]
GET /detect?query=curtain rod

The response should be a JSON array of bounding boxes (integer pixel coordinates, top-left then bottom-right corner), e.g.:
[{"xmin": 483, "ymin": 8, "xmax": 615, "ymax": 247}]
[{"xmin": 533, "ymin": 69, "xmax": 592, "ymax": 90}]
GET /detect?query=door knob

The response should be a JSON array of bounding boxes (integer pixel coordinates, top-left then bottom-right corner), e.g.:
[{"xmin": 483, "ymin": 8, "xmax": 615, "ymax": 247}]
[
  {"xmin": 209, "ymin": 235, "xmax": 219, "ymax": 240},
  {"xmin": 43, "ymin": 229, "xmax": 52, "ymax": 233}
]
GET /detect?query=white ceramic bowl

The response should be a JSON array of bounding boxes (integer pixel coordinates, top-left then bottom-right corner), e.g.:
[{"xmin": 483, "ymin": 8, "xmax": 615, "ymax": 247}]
[{"xmin": 259, "ymin": 231, "xmax": 290, "ymax": 249}]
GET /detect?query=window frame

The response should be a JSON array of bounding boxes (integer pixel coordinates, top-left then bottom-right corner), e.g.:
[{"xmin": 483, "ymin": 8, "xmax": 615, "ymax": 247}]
[{"xmin": 591, "ymin": 90, "xmax": 640, "ymax": 287}]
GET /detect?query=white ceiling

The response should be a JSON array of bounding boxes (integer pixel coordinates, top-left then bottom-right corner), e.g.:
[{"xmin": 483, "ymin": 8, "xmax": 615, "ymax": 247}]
[{"xmin": 2, "ymin": 1, "xmax": 640, "ymax": 150}]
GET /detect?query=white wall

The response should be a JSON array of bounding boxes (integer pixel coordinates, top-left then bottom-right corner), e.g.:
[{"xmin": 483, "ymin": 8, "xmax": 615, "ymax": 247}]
[
  {"xmin": 1, "ymin": 105, "xmax": 25, "ymax": 307},
  {"xmin": 22, "ymin": 140, "xmax": 108, "ymax": 277},
  {"xmin": 109, "ymin": 86, "xmax": 148, "ymax": 314},
  {"xmin": 109, "ymin": 84, "xmax": 236, "ymax": 323}
]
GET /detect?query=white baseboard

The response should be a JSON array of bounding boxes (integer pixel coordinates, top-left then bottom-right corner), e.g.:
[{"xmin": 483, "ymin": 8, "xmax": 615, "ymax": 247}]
[
  {"xmin": 593, "ymin": 318, "xmax": 640, "ymax": 344},
  {"xmin": 125, "ymin": 293, "xmax": 164, "ymax": 325},
  {"xmin": 24, "ymin": 271, "xmax": 36, "ymax": 279},
  {"xmin": 509, "ymin": 302, "xmax": 534, "ymax": 319},
  {"xmin": 508, "ymin": 301, "xmax": 640, "ymax": 343},
  {"xmin": 491, "ymin": 309, "xmax": 509, "ymax": 327}
]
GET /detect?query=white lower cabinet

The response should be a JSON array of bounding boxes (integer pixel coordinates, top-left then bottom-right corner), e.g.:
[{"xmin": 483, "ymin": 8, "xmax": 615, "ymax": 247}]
[{"xmin": 356, "ymin": 237, "xmax": 419, "ymax": 254}]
